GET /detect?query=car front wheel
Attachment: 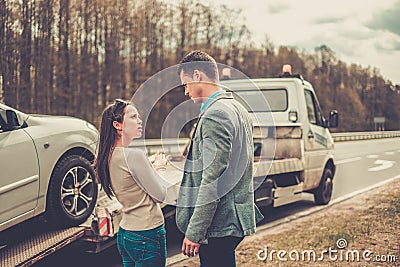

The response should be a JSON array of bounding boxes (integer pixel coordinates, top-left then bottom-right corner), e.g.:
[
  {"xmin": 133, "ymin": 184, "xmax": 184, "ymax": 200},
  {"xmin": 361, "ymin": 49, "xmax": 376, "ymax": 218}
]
[{"xmin": 46, "ymin": 155, "xmax": 98, "ymax": 227}]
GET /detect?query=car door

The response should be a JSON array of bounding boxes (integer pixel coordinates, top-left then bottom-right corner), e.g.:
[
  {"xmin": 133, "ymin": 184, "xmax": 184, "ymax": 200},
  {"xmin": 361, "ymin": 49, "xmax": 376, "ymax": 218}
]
[
  {"xmin": 303, "ymin": 89, "xmax": 329, "ymax": 190},
  {"xmin": 0, "ymin": 109, "xmax": 39, "ymax": 226}
]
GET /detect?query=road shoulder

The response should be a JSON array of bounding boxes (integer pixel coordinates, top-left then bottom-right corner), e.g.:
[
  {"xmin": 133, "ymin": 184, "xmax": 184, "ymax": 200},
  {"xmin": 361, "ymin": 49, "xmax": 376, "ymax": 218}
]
[{"xmin": 168, "ymin": 177, "xmax": 400, "ymax": 266}]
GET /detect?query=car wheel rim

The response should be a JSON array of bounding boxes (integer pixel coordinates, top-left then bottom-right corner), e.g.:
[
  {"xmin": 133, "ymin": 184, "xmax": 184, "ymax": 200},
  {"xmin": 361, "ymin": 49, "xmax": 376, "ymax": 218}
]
[
  {"xmin": 323, "ymin": 177, "xmax": 333, "ymax": 201},
  {"xmin": 61, "ymin": 166, "xmax": 95, "ymax": 217}
]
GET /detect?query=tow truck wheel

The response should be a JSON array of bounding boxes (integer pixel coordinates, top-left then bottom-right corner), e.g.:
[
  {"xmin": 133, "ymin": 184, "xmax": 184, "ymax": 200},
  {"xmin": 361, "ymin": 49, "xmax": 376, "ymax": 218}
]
[
  {"xmin": 46, "ymin": 155, "xmax": 98, "ymax": 227},
  {"xmin": 313, "ymin": 168, "xmax": 333, "ymax": 205}
]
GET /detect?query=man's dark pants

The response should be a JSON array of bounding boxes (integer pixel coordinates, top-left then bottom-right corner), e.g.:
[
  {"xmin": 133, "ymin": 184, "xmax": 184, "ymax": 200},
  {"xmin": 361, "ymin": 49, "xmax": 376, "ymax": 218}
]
[{"xmin": 199, "ymin": 236, "xmax": 244, "ymax": 267}]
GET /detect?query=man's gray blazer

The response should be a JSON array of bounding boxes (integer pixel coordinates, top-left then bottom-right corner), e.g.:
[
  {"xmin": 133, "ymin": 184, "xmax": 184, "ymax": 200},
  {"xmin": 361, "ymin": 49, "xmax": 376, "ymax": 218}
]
[{"xmin": 176, "ymin": 91, "xmax": 264, "ymax": 244}]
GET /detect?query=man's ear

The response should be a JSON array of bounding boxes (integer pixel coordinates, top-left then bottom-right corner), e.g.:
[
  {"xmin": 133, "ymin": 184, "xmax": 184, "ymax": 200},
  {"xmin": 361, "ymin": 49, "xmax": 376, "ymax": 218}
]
[
  {"xmin": 193, "ymin": 70, "xmax": 201, "ymax": 82},
  {"xmin": 113, "ymin": 121, "xmax": 122, "ymax": 130}
]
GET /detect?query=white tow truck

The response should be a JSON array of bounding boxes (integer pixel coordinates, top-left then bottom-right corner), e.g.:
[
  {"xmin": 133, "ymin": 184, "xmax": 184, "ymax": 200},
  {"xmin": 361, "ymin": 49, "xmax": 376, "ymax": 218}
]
[{"xmin": 221, "ymin": 65, "xmax": 339, "ymax": 208}]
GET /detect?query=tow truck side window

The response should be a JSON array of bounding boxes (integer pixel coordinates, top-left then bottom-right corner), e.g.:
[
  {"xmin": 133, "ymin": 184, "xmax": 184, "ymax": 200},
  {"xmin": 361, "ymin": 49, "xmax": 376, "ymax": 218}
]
[{"xmin": 304, "ymin": 90, "xmax": 324, "ymax": 126}]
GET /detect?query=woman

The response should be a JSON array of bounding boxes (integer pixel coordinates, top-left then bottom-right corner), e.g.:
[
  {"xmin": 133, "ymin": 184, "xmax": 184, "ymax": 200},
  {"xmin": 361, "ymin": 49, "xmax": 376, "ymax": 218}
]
[{"xmin": 95, "ymin": 99, "xmax": 168, "ymax": 267}]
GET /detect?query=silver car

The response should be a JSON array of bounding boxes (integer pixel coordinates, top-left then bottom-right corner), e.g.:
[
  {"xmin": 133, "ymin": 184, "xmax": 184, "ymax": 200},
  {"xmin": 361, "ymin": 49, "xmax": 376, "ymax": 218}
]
[{"xmin": 0, "ymin": 103, "xmax": 99, "ymax": 231}]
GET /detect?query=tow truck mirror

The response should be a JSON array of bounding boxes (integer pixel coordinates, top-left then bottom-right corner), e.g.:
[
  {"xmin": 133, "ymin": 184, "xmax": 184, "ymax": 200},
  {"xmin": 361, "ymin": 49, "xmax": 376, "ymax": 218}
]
[{"xmin": 328, "ymin": 110, "xmax": 338, "ymax": 128}]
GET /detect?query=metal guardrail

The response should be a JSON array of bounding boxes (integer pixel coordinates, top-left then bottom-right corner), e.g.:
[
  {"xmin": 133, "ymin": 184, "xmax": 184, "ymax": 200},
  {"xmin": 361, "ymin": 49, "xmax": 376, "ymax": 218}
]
[
  {"xmin": 331, "ymin": 131, "xmax": 400, "ymax": 142},
  {"xmin": 130, "ymin": 131, "xmax": 400, "ymax": 153}
]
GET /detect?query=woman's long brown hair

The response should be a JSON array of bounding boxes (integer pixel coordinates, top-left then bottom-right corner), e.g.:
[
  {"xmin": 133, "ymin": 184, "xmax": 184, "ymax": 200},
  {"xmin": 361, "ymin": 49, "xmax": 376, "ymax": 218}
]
[{"xmin": 95, "ymin": 100, "xmax": 128, "ymax": 198}]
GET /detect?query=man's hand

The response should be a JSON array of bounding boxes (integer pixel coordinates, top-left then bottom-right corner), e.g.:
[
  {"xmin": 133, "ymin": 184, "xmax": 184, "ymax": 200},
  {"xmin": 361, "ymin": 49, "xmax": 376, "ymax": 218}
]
[{"xmin": 181, "ymin": 237, "xmax": 200, "ymax": 257}]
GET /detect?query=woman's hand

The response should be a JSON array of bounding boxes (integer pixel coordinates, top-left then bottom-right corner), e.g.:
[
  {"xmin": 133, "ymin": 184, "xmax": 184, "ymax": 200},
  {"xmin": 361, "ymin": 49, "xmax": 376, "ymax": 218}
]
[
  {"xmin": 151, "ymin": 152, "xmax": 168, "ymax": 171},
  {"xmin": 148, "ymin": 152, "xmax": 158, "ymax": 164}
]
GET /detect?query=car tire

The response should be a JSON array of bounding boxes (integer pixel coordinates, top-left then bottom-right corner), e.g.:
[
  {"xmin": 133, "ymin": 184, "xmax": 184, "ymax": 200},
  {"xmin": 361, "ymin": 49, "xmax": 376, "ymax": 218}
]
[
  {"xmin": 313, "ymin": 168, "xmax": 333, "ymax": 205},
  {"xmin": 46, "ymin": 155, "xmax": 98, "ymax": 227}
]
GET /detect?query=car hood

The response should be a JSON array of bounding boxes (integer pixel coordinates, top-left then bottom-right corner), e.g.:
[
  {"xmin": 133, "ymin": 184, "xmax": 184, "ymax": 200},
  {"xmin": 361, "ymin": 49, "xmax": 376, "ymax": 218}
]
[
  {"xmin": 24, "ymin": 114, "xmax": 99, "ymax": 148},
  {"xmin": 27, "ymin": 114, "xmax": 94, "ymax": 129},
  {"xmin": 29, "ymin": 113, "xmax": 85, "ymax": 120}
]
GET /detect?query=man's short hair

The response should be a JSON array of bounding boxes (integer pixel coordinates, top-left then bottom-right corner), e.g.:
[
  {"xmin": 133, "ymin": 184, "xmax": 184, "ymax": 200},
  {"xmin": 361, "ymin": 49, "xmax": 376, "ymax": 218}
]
[{"xmin": 178, "ymin": 50, "xmax": 219, "ymax": 81}]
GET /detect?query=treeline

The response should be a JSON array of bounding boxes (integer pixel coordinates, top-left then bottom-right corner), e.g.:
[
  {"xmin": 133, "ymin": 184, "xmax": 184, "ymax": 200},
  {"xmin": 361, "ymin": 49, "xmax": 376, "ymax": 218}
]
[{"xmin": 1, "ymin": 0, "xmax": 399, "ymax": 137}]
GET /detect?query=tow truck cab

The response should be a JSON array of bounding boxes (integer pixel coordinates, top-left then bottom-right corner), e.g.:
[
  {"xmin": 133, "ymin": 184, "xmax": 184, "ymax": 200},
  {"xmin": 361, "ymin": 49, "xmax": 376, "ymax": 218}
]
[{"xmin": 220, "ymin": 65, "xmax": 338, "ymax": 207}]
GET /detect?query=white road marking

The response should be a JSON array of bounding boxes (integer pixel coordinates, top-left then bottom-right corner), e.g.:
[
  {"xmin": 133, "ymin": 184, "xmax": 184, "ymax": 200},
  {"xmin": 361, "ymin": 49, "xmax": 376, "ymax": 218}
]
[
  {"xmin": 384, "ymin": 151, "xmax": 395, "ymax": 155},
  {"xmin": 368, "ymin": 160, "xmax": 395, "ymax": 172},
  {"xmin": 336, "ymin": 157, "xmax": 362, "ymax": 165},
  {"xmin": 367, "ymin": 155, "xmax": 379, "ymax": 158}
]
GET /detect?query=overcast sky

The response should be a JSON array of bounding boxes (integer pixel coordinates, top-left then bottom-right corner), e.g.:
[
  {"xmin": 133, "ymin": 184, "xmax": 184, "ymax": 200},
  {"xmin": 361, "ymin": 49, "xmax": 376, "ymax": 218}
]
[{"xmin": 193, "ymin": 0, "xmax": 400, "ymax": 84}]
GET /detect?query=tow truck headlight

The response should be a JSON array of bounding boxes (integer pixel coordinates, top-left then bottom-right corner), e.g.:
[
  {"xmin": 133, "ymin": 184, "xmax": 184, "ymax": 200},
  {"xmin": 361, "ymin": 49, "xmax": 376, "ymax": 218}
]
[{"xmin": 289, "ymin": 110, "xmax": 298, "ymax": 122}]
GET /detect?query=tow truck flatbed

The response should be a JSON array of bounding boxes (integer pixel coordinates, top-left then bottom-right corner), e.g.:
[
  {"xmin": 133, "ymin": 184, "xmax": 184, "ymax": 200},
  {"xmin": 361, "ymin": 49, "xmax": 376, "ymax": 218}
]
[{"xmin": 0, "ymin": 226, "xmax": 84, "ymax": 267}]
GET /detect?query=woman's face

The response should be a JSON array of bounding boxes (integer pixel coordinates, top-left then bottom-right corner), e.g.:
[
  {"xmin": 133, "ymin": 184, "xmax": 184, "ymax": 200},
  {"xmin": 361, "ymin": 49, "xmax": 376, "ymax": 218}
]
[{"xmin": 122, "ymin": 105, "xmax": 142, "ymax": 143}]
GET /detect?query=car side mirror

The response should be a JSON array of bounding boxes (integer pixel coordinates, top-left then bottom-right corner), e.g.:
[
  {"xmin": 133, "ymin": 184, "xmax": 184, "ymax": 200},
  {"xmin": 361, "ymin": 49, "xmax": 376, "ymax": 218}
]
[
  {"xmin": 0, "ymin": 110, "xmax": 21, "ymax": 131},
  {"xmin": 328, "ymin": 110, "xmax": 338, "ymax": 128}
]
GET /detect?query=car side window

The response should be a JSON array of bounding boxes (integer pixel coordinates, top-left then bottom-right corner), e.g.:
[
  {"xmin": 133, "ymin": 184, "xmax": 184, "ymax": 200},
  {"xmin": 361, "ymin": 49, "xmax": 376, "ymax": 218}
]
[{"xmin": 304, "ymin": 90, "xmax": 324, "ymax": 126}]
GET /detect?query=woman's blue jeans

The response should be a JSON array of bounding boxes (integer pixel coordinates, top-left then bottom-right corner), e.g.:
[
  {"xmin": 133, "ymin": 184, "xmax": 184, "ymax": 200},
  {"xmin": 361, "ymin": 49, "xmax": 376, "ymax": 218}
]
[{"xmin": 116, "ymin": 224, "xmax": 166, "ymax": 267}]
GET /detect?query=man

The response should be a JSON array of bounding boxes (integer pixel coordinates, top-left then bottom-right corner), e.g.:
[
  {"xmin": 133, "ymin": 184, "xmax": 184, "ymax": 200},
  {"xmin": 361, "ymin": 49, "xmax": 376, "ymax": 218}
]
[{"xmin": 175, "ymin": 50, "xmax": 263, "ymax": 267}]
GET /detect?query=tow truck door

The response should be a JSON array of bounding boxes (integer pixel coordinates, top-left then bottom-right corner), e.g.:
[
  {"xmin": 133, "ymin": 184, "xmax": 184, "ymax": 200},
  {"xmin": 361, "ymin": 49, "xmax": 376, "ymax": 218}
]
[{"xmin": 303, "ymin": 89, "xmax": 329, "ymax": 190}]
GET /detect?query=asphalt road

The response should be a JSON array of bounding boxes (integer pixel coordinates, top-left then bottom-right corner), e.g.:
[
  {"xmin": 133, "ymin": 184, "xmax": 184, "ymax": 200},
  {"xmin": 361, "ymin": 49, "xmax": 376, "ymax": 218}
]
[
  {"xmin": 333, "ymin": 138, "xmax": 400, "ymax": 198},
  {"xmin": 11, "ymin": 138, "xmax": 400, "ymax": 266}
]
